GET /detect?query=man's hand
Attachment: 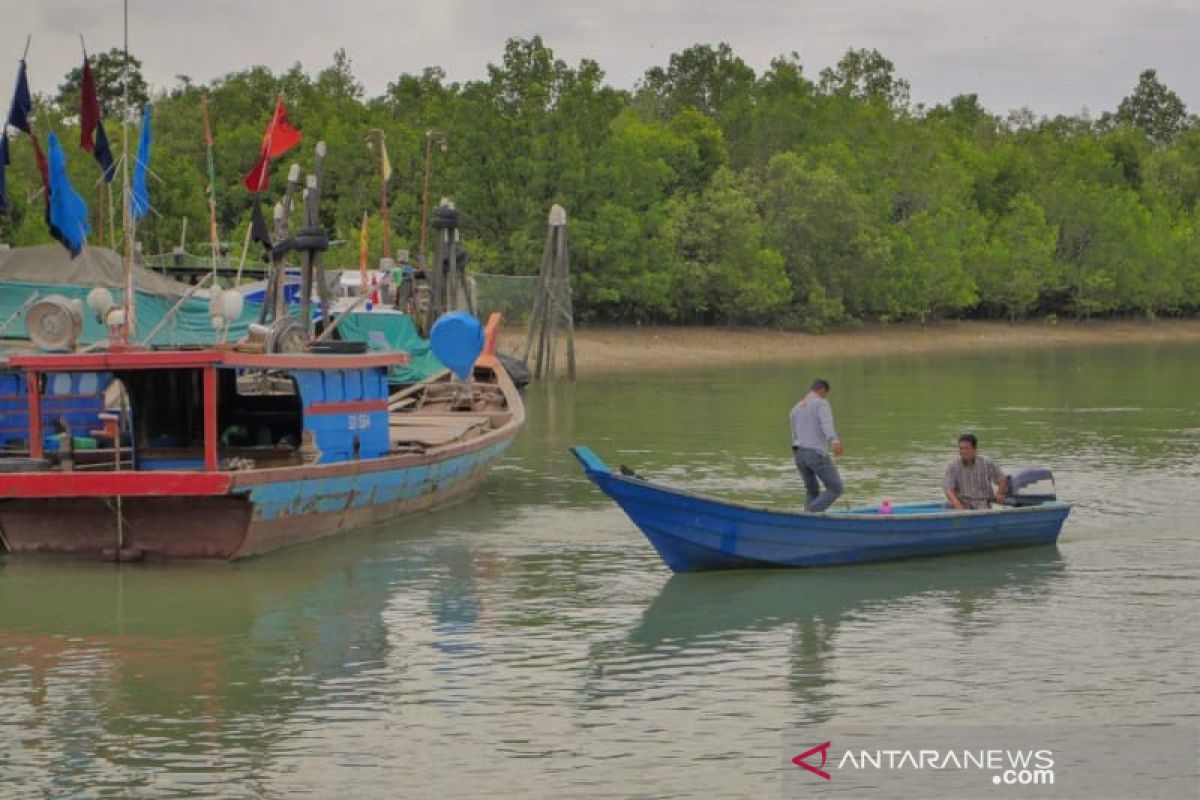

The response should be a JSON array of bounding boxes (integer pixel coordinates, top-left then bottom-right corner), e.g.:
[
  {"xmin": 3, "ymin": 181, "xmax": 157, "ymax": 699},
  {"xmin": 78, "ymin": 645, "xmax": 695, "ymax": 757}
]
[{"xmin": 831, "ymin": 441, "xmax": 844, "ymax": 457}]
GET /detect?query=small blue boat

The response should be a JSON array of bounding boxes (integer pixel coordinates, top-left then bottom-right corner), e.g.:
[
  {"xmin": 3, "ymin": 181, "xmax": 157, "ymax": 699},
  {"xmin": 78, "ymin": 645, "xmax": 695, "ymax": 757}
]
[{"xmin": 570, "ymin": 446, "xmax": 1072, "ymax": 572}]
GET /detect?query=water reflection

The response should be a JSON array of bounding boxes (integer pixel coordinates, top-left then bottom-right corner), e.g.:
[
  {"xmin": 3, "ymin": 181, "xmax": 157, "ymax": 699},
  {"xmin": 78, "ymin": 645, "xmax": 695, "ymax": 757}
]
[
  {"xmin": 0, "ymin": 530, "xmax": 422, "ymax": 797},
  {"xmin": 618, "ymin": 547, "xmax": 1066, "ymax": 722}
]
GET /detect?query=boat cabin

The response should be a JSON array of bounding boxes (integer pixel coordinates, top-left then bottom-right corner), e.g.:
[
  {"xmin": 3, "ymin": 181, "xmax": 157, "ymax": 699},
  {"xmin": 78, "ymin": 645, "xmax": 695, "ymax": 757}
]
[
  {"xmin": 5, "ymin": 349, "xmax": 411, "ymax": 473},
  {"xmin": 1, "ymin": 362, "xmax": 110, "ymax": 455}
]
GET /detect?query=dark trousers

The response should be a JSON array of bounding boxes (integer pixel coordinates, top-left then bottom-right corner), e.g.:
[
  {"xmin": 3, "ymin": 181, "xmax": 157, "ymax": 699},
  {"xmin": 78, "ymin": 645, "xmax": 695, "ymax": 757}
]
[{"xmin": 794, "ymin": 447, "xmax": 844, "ymax": 512}]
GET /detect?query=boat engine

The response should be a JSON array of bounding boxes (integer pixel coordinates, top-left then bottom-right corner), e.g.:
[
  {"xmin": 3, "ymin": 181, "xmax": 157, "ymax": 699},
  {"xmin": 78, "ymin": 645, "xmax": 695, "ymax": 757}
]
[{"xmin": 1002, "ymin": 468, "xmax": 1057, "ymax": 507}]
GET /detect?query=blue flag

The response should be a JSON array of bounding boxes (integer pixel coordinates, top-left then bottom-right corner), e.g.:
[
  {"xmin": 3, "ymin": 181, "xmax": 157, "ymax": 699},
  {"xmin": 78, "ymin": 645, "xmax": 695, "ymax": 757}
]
[
  {"xmin": 46, "ymin": 132, "xmax": 90, "ymax": 257},
  {"xmin": 6, "ymin": 60, "xmax": 32, "ymax": 134},
  {"xmin": 131, "ymin": 104, "xmax": 152, "ymax": 221},
  {"xmin": 1, "ymin": 59, "xmax": 34, "ymax": 212},
  {"xmin": 94, "ymin": 119, "xmax": 115, "ymax": 183}
]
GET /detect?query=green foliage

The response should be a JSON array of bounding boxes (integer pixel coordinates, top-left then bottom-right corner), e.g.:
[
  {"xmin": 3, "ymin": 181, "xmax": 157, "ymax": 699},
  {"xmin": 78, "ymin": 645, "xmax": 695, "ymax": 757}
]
[
  {"xmin": 818, "ymin": 48, "xmax": 911, "ymax": 111},
  {"xmin": 665, "ymin": 167, "xmax": 789, "ymax": 323},
  {"xmin": 973, "ymin": 193, "xmax": 1057, "ymax": 320},
  {"xmin": 1112, "ymin": 69, "xmax": 1193, "ymax": 147},
  {"xmin": 3, "ymin": 39, "xmax": 1199, "ymax": 325},
  {"xmin": 57, "ymin": 47, "xmax": 151, "ymax": 112}
]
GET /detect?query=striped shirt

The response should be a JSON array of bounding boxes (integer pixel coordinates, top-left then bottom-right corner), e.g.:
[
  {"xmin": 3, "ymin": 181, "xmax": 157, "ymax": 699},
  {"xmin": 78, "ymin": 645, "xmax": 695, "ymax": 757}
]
[{"xmin": 943, "ymin": 456, "xmax": 1004, "ymax": 509}]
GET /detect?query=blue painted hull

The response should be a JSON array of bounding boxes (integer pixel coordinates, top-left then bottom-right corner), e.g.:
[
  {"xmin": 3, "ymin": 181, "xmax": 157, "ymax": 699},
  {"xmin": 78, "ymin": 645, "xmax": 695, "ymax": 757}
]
[
  {"xmin": 0, "ymin": 438, "xmax": 516, "ymax": 560},
  {"xmin": 234, "ymin": 439, "xmax": 516, "ymax": 557},
  {"xmin": 571, "ymin": 446, "xmax": 1071, "ymax": 572}
]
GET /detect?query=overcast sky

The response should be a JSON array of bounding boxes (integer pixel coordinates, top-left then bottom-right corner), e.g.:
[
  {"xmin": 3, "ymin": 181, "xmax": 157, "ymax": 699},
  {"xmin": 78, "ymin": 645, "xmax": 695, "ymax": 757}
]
[{"xmin": 1, "ymin": 0, "xmax": 1197, "ymax": 118}]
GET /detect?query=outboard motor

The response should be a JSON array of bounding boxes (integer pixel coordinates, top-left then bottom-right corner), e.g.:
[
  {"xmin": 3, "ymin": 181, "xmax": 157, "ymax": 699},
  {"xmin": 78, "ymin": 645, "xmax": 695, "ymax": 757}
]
[{"xmin": 1003, "ymin": 468, "xmax": 1057, "ymax": 507}]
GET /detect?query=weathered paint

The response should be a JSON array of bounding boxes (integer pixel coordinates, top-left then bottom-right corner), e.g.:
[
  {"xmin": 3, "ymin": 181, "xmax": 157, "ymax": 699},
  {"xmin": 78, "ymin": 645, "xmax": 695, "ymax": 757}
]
[
  {"xmin": 233, "ymin": 438, "xmax": 515, "ymax": 557},
  {"xmin": 0, "ymin": 496, "xmax": 251, "ymax": 559},
  {"xmin": 243, "ymin": 440, "xmax": 512, "ymax": 520},
  {"xmin": 0, "ymin": 439, "xmax": 513, "ymax": 559}
]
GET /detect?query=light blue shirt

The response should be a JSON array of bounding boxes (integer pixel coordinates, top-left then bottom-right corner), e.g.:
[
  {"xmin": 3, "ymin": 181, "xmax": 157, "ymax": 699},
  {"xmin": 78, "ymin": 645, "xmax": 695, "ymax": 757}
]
[{"xmin": 790, "ymin": 393, "xmax": 839, "ymax": 451}]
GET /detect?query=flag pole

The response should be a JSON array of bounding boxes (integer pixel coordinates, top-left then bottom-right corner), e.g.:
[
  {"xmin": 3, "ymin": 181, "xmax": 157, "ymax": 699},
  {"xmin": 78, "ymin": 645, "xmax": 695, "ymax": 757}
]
[
  {"xmin": 96, "ymin": 181, "xmax": 104, "ymax": 246},
  {"xmin": 22, "ymin": 35, "xmax": 31, "ymax": 61},
  {"xmin": 235, "ymin": 221, "xmax": 252, "ymax": 285},
  {"xmin": 359, "ymin": 210, "xmax": 369, "ymax": 296},
  {"xmin": 82, "ymin": 35, "xmax": 98, "ymax": 244},
  {"xmin": 260, "ymin": 94, "xmax": 280, "ymax": 317},
  {"xmin": 107, "ymin": 181, "xmax": 116, "ymax": 250},
  {"xmin": 378, "ymin": 131, "xmax": 391, "ymax": 260},
  {"xmin": 120, "ymin": 0, "xmax": 135, "ymax": 344},
  {"xmin": 201, "ymin": 93, "xmax": 219, "ymax": 280}
]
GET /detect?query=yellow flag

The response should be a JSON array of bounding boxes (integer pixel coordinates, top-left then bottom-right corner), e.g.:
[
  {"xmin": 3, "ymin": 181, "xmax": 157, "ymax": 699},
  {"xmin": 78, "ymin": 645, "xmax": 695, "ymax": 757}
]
[
  {"xmin": 359, "ymin": 211, "xmax": 370, "ymax": 287},
  {"xmin": 380, "ymin": 140, "xmax": 392, "ymax": 183}
]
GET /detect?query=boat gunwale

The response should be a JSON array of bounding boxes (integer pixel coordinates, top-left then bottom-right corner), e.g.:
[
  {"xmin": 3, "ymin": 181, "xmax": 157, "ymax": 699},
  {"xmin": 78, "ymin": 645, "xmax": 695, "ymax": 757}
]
[{"xmin": 6, "ymin": 348, "xmax": 412, "ymax": 371}]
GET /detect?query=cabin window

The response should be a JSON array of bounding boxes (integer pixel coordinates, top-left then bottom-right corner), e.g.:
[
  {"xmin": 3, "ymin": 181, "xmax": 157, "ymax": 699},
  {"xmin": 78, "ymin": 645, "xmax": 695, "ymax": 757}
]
[
  {"xmin": 123, "ymin": 368, "xmax": 206, "ymax": 453},
  {"xmin": 218, "ymin": 369, "xmax": 303, "ymax": 449}
]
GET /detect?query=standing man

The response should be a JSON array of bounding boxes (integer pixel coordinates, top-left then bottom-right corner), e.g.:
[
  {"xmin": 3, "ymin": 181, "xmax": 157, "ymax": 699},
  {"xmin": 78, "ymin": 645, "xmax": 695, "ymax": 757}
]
[
  {"xmin": 790, "ymin": 378, "xmax": 844, "ymax": 512},
  {"xmin": 943, "ymin": 433, "xmax": 1008, "ymax": 510}
]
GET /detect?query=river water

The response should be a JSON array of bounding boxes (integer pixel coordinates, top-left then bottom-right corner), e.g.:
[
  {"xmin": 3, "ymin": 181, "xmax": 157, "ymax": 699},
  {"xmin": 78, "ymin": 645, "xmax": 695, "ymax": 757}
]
[{"xmin": 1, "ymin": 341, "xmax": 1197, "ymax": 798}]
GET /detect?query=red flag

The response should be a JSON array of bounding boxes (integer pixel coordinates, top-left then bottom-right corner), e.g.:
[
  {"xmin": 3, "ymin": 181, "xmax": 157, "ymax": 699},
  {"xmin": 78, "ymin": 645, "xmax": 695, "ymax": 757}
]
[
  {"xmin": 30, "ymin": 135, "xmax": 49, "ymax": 190},
  {"xmin": 80, "ymin": 58, "xmax": 100, "ymax": 153},
  {"xmin": 243, "ymin": 96, "xmax": 302, "ymax": 193}
]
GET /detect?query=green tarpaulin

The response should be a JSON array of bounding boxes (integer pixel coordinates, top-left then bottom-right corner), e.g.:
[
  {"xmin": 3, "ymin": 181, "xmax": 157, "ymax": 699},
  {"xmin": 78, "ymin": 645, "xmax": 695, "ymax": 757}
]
[
  {"xmin": 0, "ymin": 245, "xmax": 260, "ymax": 346},
  {"xmin": 334, "ymin": 311, "xmax": 444, "ymax": 384}
]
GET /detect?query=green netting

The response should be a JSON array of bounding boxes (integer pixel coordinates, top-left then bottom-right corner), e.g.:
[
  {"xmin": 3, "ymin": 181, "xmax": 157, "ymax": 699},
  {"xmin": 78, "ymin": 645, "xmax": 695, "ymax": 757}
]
[
  {"xmin": 334, "ymin": 312, "xmax": 444, "ymax": 385},
  {"xmin": 471, "ymin": 273, "xmax": 538, "ymax": 325}
]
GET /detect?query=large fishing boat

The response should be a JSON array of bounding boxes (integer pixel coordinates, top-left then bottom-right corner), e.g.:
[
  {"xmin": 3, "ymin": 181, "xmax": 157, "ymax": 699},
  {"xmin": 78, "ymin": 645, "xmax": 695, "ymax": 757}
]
[{"xmin": 0, "ymin": 314, "xmax": 522, "ymax": 560}]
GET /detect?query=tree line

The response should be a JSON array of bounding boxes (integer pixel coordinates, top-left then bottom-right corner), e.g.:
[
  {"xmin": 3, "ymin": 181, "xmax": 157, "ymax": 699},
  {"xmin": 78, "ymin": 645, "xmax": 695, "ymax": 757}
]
[{"xmin": 2, "ymin": 38, "xmax": 1198, "ymax": 326}]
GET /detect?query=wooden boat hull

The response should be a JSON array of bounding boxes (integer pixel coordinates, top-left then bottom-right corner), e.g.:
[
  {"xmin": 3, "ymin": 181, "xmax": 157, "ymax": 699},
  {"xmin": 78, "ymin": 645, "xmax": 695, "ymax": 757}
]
[
  {"xmin": 571, "ymin": 446, "xmax": 1072, "ymax": 572},
  {"xmin": 0, "ymin": 436, "xmax": 515, "ymax": 560}
]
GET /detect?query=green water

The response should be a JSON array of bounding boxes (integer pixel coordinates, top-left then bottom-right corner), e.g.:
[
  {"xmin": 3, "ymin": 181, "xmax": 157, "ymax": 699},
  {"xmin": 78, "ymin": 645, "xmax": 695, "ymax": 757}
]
[{"xmin": 1, "ymin": 341, "xmax": 1197, "ymax": 798}]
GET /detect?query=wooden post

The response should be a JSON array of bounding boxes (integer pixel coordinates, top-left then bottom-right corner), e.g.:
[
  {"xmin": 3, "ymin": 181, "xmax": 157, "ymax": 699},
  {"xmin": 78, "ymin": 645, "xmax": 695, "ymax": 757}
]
[
  {"xmin": 299, "ymin": 181, "xmax": 314, "ymax": 333},
  {"xmin": 419, "ymin": 130, "xmax": 447, "ymax": 265},
  {"xmin": 311, "ymin": 142, "xmax": 331, "ymax": 330},
  {"xmin": 201, "ymin": 93, "xmax": 221, "ymax": 280},
  {"xmin": 523, "ymin": 204, "xmax": 575, "ymax": 380},
  {"xmin": 202, "ymin": 366, "xmax": 218, "ymax": 471},
  {"xmin": 269, "ymin": 165, "xmax": 301, "ymax": 323},
  {"xmin": 26, "ymin": 371, "xmax": 42, "ymax": 459},
  {"xmin": 258, "ymin": 202, "xmax": 283, "ymax": 324},
  {"xmin": 523, "ymin": 222, "xmax": 555, "ymax": 374}
]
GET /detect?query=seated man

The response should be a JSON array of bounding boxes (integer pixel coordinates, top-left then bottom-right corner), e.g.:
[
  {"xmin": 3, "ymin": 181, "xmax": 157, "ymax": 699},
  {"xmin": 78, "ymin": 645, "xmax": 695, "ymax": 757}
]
[{"xmin": 943, "ymin": 432, "xmax": 1008, "ymax": 510}]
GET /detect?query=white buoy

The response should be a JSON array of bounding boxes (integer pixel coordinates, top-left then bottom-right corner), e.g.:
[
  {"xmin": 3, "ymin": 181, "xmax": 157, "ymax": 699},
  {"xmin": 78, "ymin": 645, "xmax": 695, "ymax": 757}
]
[
  {"xmin": 87, "ymin": 287, "xmax": 115, "ymax": 319},
  {"xmin": 220, "ymin": 290, "xmax": 244, "ymax": 321}
]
